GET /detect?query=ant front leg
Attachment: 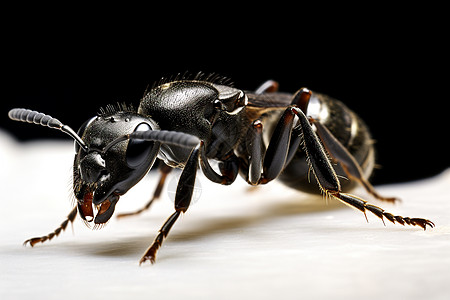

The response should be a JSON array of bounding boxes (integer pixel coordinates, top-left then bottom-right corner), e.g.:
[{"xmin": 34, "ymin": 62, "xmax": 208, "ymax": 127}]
[
  {"xmin": 139, "ymin": 145, "xmax": 200, "ymax": 264},
  {"xmin": 24, "ymin": 207, "xmax": 78, "ymax": 246},
  {"xmin": 291, "ymin": 103, "xmax": 434, "ymax": 230}
]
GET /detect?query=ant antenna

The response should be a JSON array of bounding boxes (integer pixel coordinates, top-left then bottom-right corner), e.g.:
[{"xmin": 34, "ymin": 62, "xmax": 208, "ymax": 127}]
[
  {"xmin": 102, "ymin": 129, "xmax": 200, "ymax": 154},
  {"xmin": 8, "ymin": 108, "xmax": 88, "ymax": 151}
]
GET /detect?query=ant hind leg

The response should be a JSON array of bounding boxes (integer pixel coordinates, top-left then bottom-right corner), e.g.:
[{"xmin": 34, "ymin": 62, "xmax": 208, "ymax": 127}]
[
  {"xmin": 291, "ymin": 103, "xmax": 434, "ymax": 230},
  {"xmin": 311, "ymin": 118, "xmax": 398, "ymax": 203}
]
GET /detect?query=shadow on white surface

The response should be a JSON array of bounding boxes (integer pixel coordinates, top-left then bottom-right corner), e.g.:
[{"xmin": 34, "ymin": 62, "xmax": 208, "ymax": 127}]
[{"xmin": 1, "ymin": 130, "xmax": 449, "ymax": 300}]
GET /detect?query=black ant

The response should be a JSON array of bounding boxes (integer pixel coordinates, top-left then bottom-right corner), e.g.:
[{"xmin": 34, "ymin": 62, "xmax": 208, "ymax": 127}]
[{"xmin": 9, "ymin": 73, "xmax": 434, "ymax": 264}]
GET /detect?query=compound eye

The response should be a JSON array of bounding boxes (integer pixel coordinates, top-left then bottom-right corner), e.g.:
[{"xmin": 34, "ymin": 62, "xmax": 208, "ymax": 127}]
[
  {"xmin": 126, "ymin": 123, "xmax": 154, "ymax": 168},
  {"xmin": 75, "ymin": 116, "xmax": 96, "ymax": 153}
]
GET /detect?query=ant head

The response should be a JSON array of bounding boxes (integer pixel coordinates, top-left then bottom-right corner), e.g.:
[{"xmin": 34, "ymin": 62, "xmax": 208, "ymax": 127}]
[
  {"xmin": 8, "ymin": 107, "xmax": 160, "ymax": 226},
  {"xmin": 9, "ymin": 106, "xmax": 199, "ymax": 227},
  {"xmin": 73, "ymin": 107, "xmax": 160, "ymax": 226}
]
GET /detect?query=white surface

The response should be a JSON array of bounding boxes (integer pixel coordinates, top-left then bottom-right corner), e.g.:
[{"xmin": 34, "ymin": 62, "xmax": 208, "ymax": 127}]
[{"xmin": 1, "ymin": 129, "xmax": 449, "ymax": 300}]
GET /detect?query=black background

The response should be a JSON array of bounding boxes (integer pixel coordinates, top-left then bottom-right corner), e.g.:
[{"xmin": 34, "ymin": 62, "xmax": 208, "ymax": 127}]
[{"xmin": 2, "ymin": 7, "xmax": 449, "ymax": 185}]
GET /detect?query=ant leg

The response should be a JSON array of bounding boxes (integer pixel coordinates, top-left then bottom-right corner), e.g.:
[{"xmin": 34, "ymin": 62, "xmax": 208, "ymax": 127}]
[
  {"xmin": 199, "ymin": 142, "xmax": 239, "ymax": 185},
  {"xmin": 139, "ymin": 145, "xmax": 200, "ymax": 264},
  {"xmin": 261, "ymin": 108, "xmax": 296, "ymax": 183},
  {"xmin": 24, "ymin": 206, "xmax": 78, "ymax": 246},
  {"xmin": 247, "ymin": 120, "xmax": 264, "ymax": 185},
  {"xmin": 255, "ymin": 80, "xmax": 279, "ymax": 94},
  {"xmin": 117, "ymin": 164, "xmax": 172, "ymax": 218},
  {"xmin": 292, "ymin": 88, "xmax": 396, "ymax": 202},
  {"xmin": 292, "ymin": 106, "xmax": 434, "ymax": 230},
  {"xmin": 334, "ymin": 193, "xmax": 434, "ymax": 230},
  {"xmin": 244, "ymin": 107, "xmax": 302, "ymax": 185},
  {"xmin": 311, "ymin": 119, "xmax": 398, "ymax": 203}
]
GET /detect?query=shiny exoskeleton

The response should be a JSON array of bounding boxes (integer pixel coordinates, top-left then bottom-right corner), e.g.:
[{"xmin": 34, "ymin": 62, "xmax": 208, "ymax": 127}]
[{"xmin": 8, "ymin": 73, "xmax": 434, "ymax": 265}]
